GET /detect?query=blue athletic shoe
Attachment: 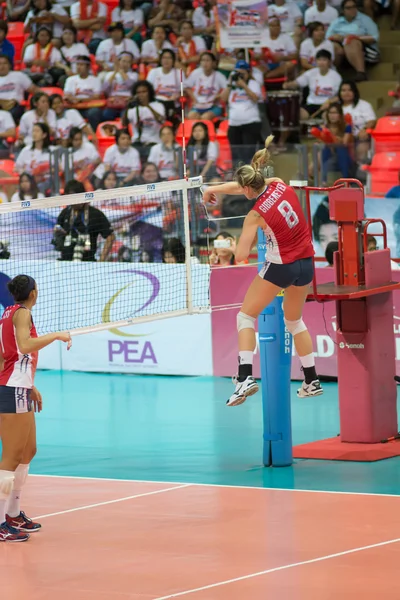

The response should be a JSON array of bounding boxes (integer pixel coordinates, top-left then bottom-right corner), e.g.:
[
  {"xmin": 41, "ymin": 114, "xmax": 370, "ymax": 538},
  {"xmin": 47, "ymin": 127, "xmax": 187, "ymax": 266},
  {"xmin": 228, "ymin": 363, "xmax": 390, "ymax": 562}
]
[{"xmin": 0, "ymin": 520, "xmax": 30, "ymax": 542}]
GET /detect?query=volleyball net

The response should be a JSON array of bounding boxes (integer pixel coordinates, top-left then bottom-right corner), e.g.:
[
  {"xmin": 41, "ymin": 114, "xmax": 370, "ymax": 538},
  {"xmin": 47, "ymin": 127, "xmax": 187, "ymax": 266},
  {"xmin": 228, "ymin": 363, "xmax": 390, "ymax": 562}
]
[{"xmin": 0, "ymin": 177, "xmax": 210, "ymax": 335}]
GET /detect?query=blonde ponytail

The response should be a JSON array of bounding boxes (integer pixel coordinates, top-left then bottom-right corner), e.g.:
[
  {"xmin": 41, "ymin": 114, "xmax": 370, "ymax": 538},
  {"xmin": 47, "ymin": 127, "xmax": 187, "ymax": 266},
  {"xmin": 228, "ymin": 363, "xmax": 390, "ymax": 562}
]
[
  {"xmin": 251, "ymin": 135, "xmax": 274, "ymax": 172},
  {"xmin": 235, "ymin": 164, "xmax": 265, "ymax": 191}
]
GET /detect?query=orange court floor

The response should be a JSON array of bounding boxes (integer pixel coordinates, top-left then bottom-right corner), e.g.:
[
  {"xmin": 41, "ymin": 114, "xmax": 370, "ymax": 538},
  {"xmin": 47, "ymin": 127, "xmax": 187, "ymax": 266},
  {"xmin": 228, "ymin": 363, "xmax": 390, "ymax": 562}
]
[{"xmin": 1, "ymin": 371, "xmax": 400, "ymax": 599}]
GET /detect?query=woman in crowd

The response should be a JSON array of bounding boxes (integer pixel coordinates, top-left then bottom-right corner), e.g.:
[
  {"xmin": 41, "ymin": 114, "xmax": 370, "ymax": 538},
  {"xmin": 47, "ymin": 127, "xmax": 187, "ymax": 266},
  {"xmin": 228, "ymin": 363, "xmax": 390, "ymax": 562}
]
[
  {"xmin": 11, "ymin": 172, "xmax": 44, "ymax": 202},
  {"xmin": 15, "ymin": 122, "xmax": 51, "ymax": 190},
  {"xmin": 147, "ymin": 49, "xmax": 182, "ymax": 124},
  {"xmin": 18, "ymin": 92, "xmax": 56, "ymax": 147},
  {"xmin": 50, "ymin": 93, "xmax": 95, "ymax": 146},
  {"xmin": 184, "ymin": 51, "xmax": 227, "ymax": 121},
  {"xmin": 102, "ymin": 128, "xmax": 141, "ymax": 186},
  {"xmin": 300, "ymin": 21, "xmax": 335, "ymax": 71},
  {"xmin": 111, "ymin": 0, "xmax": 144, "ymax": 45},
  {"xmin": 338, "ymin": 80, "xmax": 376, "ymax": 161},
  {"xmin": 22, "ymin": 27, "xmax": 63, "ymax": 86},
  {"xmin": 187, "ymin": 121, "xmax": 217, "ymax": 180},
  {"xmin": 102, "ymin": 52, "xmax": 138, "ymax": 121},
  {"xmin": 148, "ymin": 125, "xmax": 179, "ymax": 180}
]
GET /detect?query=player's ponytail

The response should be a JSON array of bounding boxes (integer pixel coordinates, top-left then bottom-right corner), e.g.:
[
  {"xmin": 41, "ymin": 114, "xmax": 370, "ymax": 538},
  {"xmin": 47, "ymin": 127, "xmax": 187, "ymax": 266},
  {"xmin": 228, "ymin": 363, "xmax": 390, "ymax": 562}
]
[
  {"xmin": 235, "ymin": 164, "xmax": 265, "ymax": 192},
  {"xmin": 7, "ymin": 274, "xmax": 36, "ymax": 302},
  {"xmin": 251, "ymin": 135, "xmax": 274, "ymax": 174}
]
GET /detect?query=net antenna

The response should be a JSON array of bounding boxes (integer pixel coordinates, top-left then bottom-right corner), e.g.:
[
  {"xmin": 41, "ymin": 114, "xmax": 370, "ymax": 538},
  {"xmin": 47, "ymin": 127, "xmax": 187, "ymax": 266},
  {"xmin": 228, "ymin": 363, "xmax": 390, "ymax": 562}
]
[{"xmin": 0, "ymin": 178, "xmax": 210, "ymax": 336}]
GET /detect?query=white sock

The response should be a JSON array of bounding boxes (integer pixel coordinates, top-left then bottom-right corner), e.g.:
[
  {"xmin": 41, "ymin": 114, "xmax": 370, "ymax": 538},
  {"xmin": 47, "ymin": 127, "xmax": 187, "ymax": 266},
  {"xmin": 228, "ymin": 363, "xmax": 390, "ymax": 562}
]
[
  {"xmin": 7, "ymin": 464, "xmax": 29, "ymax": 518},
  {"xmin": 299, "ymin": 353, "xmax": 315, "ymax": 369},
  {"xmin": 0, "ymin": 470, "xmax": 14, "ymax": 524},
  {"xmin": 239, "ymin": 350, "xmax": 254, "ymax": 365}
]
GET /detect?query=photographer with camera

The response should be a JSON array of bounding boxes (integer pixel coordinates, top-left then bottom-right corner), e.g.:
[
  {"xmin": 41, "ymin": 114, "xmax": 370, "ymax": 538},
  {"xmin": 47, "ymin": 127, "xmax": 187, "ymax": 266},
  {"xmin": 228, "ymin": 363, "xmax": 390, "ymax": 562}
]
[
  {"xmin": 220, "ymin": 60, "xmax": 263, "ymax": 168},
  {"xmin": 52, "ymin": 180, "xmax": 115, "ymax": 262},
  {"xmin": 209, "ymin": 231, "xmax": 248, "ymax": 267}
]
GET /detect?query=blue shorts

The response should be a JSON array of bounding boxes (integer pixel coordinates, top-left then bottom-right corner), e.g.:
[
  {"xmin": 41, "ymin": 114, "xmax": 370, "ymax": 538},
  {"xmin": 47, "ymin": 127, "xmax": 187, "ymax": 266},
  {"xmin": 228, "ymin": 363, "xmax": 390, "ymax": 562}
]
[
  {"xmin": 259, "ymin": 257, "xmax": 314, "ymax": 288},
  {"xmin": 0, "ymin": 386, "xmax": 32, "ymax": 414},
  {"xmin": 194, "ymin": 106, "xmax": 223, "ymax": 116}
]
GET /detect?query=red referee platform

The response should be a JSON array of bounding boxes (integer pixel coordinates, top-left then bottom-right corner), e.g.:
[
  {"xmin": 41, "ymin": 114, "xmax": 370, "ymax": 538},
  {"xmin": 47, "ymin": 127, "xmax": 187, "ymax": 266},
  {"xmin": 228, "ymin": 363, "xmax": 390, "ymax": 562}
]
[{"xmin": 293, "ymin": 179, "xmax": 400, "ymax": 462}]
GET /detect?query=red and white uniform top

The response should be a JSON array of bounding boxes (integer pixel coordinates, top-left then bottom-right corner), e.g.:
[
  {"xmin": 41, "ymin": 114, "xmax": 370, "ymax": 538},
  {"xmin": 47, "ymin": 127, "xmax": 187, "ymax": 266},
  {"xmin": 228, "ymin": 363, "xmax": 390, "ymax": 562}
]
[
  {"xmin": 252, "ymin": 181, "xmax": 314, "ymax": 264},
  {"xmin": 0, "ymin": 305, "xmax": 38, "ymax": 389}
]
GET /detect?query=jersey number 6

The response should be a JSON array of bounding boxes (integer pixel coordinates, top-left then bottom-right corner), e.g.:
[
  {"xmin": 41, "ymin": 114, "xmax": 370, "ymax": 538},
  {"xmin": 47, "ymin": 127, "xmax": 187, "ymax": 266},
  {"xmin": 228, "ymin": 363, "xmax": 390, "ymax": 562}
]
[{"xmin": 278, "ymin": 200, "xmax": 299, "ymax": 229}]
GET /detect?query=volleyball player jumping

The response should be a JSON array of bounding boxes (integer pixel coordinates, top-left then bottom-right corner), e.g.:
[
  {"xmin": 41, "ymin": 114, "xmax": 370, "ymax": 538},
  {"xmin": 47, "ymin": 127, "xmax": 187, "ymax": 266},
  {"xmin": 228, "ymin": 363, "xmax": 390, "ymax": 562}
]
[
  {"xmin": 0, "ymin": 275, "xmax": 71, "ymax": 542},
  {"xmin": 204, "ymin": 138, "xmax": 323, "ymax": 406}
]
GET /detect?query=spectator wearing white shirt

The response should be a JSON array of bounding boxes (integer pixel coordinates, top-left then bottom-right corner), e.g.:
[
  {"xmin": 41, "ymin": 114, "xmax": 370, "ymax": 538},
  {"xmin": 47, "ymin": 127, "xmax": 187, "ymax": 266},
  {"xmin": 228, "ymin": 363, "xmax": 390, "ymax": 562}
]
[
  {"xmin": 24, "ymin": 0, "xmax": 70, "ymax": 45},
  {"xmin": 147, "ymin": 49, "xmax": 182, "ymax": 124},
  {"xmin": 59, "ymin": 26, "xmax": 90, "ymax": 77},
  {"xmin": 338, "ymin": 79, "xmax": 376, "ymax": 160},
  {"xmin": 23, "ymin": 27, "xmax": 64, "ymax": 86},
  {"xmin": 300, "ymin": 21, "xmax": 336, "ymax": 71},
  {"xmin": 65, "ymin": 126, "xmax": 101, "ymax": 182},
  {"xmin": 0, "ymin": 55, "xmax": 37, "ymax": 123},
  {"xmin": 176, "ymin": 21, "xmax": 207, "ymax": 77},
  {"xmin": 283, "ymin": 49, "xmax": 341, "ymax": 120},
  {"xmin": 111, "ymin": 0, "xmax": 144, "ymax": 45},
  {"xmin": 140, "ymin": 25, "xmax": 173, "ymax": 68},
  {"xmin": 63, "ymin": 55, "xmax": 103, "ymax": 131},
  {"xmin": 50, "ymin": 93, "xmax": 95, "ymax": 146},
  {"xmin": 253, "ymin": 17, "xmax": 297, "ymax": 80},
  {"xmin": 192, "ymin": 0, "xmax": 216, "ymax": 41},
  {"xmin": 15, "ymin": 122, "xmax": 51, "ymax": 190},
  {"xmin": 148, "ymin": 125, "xmax": 179, "ymax": 180},
  {"xmin": 102, "ymin": 128, "xmax": 141, "ymax": 184},
  {"xmin": 11, "ymin": 172, "xmax": 44, "ymax": 202},
  {"xmin": 7, "ymin": 0, "xmax": 31, "ymax": 22},
  {"xmin": 70, "ymin": 0, "xmax": 107, "ymax": 54},
  {"xmin": 268, "ymin": 0, "xmax": 303, "ymax": 47},
  {"xmin": 102, "ymin": 52, "xmax": 138, "ymax": 120},
  {"xmin": 18, "ymin": 92, "xmax": 56, "ymax": 147},
  {"xmin": 123, "ymin": 79, "xmax": 166, "ymax": 159},
  {"xmin": 0, "ymin": 109, "xmax": 16, "ymax": 151},
  {"xmin": 304, "ymin": 0, "xmax": 338, "ymax": 28},
  {"xmin": 147, "ymin": 0, "xmax": 183, "ymax": 35},
  {"xmin": 187, "ymin": 121, "xmax": 218, "ymax": 180},
  {"xmin": 95, "ymin": 22, "xmax": 140, "ymax": 73},
  {"xmin": 220, "ymin": 60, "xmax": 263, "ymax": 167},
  {"xmin": 185, "ymin": 52, "xmax": 227, "ymax": 120}
]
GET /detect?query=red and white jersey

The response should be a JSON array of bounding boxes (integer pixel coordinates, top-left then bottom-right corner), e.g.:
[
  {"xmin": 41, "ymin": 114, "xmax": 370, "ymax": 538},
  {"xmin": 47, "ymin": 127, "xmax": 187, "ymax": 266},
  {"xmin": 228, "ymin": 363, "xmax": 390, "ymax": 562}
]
[
  {"xmin": 0, "ymin": 305, "xmax": 38, "ymax": 389},
  {"xmin": 252, "ymin": 181, "xmax": 314, "ymax": 264}
]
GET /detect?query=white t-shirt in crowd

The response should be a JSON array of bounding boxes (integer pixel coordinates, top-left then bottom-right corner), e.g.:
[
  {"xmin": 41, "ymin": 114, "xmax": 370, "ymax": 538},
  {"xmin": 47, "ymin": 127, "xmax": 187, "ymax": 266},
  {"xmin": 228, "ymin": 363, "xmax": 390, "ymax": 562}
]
[
  {"xmin": 140, "ymin": 39, "xmax": 173, "ymax": 62},
  {"xmin": 0, "ymin": 110, "xmax": 15, "ymax": 134},
  {"xmin": 268, "ymin": 2, "xmax": 302, "ymax": 34},
  {"xmin": 304, "ymin": 3, "xmax": 338, "ymax": 26},
  {"xmin": 262, "ymin": 32, "xmax": 297, "ymax": 56},
  {"xmin": 15, "ymin": 147, "xmax": 50, "ymax": 174},
  {"xmin": 103, "ymin": 71, "xmax": 138, "ymax": 97},
  {"xmin": 23, "ymin": 44, "xmax": 62, "ymax": 67},
  {"xmin": 103, "ymin": 144, "xmax": 141, "ymax": 177},
  {"xmin": 126, "ymin": 101, "xmax": 166, "ymax": 144},
  {"xmin": 342, "ymin": 99, "xmax": 376, "ymax": 135},
  {"xmin": 189, "ymin": 140, "xmax": 218, "ymax": 163},
  {"xmin": 148, "ymin": 143, "xmax": 179, "ymax": 179},
  {"xmin": 192, "ymin": 6, "xmax": 215, "ymax": 29},
  {"xmin": 147, "ymin": 67, "xmax": 182, "ymax": 101},
  {"xmin": 300, "ymin": 38, "xmax": 335, "ymax": 66},
  {"xmin": 185, "ymin": 67, "xmax": 227, "ymax": 110},
  {"xmin": 60, "ymin": 43, "xmax": 90, "ymax": 74},
  {"xmin": 111, "ymin": 7, "xmax": 144, "ymax": 30},
  {"xmin": 179, "ymin": 36, "xmax": 207, "ymax": 55},
  {"xmin": 11, "ymin": 191, "xmax": 45, "ymax": 202},
  {"xmin": 95, "ymin": 38, "xmax": 140, "ymax": 69},
  {"xmin": 296, "ymin": 68, "xmax": 342, "ymax": 105},
  {"xmin": 67, "ymin": 141, "xmax": 100, "ymax": 170},
  {"xmin": 64, "ymin": 74, "xmax": 102, "ymax": 99},
  {"xmin": 19, "ymin": 109, "xmax": 57, "ymax": 147},
  {"xmin": 70, "ymin": 1, "xmax": 108, "ymax": 40},
  {"xmin": 55, "ymin": 109, "xmax": 86, "ymax": 140},
  {"xmin": 24, "ymin": 6, "xmax": 69, "ymax": 38},
  {"xmin": 228, "ymin": 80, "xmax": 263, "ymax": 126},
  {"xmin": 0, "ymin": 71, "xmax": 33, "ymax": 103}
]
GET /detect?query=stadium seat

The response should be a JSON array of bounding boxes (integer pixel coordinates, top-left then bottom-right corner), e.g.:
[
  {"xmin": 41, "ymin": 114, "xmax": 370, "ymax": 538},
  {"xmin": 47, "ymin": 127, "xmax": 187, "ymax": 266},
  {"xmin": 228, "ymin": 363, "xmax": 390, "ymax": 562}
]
[
  {"xmin": 41, "ymin": 87, "xmax": 65, "ymax": 97},
  {"xmin": 369, "ymin": 116, "xmax": 400, "ymax": 152},
  {"xmin": 7, "ymin": 22, "xmax": 26, "ymax": 69},
  {"xmin": 175, "ymin": 120, "xmax": 216, "ymax": 145},
  {"xmin": 103, "ymin": 0, "xmax": 119, "ymax": 26},
  {"xmin": 362, "ymin": 152, "xmax": 400, "ymax": 195},
  {"xmin": 216, "ymin": 120, "xmax": 229, "ymax": 139}
]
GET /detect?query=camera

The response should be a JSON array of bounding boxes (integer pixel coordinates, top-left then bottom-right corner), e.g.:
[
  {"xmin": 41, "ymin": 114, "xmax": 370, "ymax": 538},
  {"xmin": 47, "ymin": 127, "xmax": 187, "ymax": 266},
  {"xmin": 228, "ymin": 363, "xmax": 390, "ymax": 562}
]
[
  {"xmin": 231, "ymin": 71, "xmax": 243, "ymax": 83},
  {"xmin": 72, "ymin": 234, "xmax": 91, "ymax": 262},
  {"xmin": 214, "ymin": 239, "xmax": 231, "ymax": 249}
]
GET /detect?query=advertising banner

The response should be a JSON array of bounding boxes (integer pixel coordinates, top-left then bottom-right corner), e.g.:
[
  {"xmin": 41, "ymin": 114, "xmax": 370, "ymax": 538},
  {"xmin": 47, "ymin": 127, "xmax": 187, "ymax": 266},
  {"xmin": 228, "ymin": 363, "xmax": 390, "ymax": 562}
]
[{"xmin": 215, "ymin": 0, "xmax": 269, "ymax": 48}]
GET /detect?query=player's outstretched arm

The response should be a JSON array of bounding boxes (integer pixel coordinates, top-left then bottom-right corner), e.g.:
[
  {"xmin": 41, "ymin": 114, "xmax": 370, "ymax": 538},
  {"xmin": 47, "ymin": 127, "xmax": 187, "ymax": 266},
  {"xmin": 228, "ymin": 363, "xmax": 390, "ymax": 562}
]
[
  {"xmin": 202, "ymin": 178, "xmax": 285, "ymax": 203},
  {"xmin": 14, "ymin": 309, "xmax": 71, "ymax": 354}
]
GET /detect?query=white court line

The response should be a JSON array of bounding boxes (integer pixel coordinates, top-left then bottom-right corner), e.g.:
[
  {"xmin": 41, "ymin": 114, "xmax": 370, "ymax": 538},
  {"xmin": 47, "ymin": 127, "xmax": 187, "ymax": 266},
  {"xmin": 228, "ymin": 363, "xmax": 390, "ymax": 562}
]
[
  {"xmin": 154, "ymin": 537, "xmax": 400, "ymax": 599},
  {"xmin": 30, "ymin": 474, "xmax": 400, "ymax": 498},
  {"xmin": 32, "ymin": 483, "xmax": 192, "ymax": 520}
]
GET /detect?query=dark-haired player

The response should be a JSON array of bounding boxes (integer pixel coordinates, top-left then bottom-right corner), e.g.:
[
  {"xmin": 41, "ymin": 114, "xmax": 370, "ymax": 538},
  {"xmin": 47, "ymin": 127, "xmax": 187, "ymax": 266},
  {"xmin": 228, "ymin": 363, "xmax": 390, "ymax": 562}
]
[{"xmin": 0, "ymin": 274, "xmax": 71, "ymax": 542}]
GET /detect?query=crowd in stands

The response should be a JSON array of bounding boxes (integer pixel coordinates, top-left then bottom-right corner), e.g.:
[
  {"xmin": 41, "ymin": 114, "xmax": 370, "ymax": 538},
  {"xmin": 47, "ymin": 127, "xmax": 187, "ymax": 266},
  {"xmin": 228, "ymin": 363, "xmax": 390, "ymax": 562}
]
[{"xmin": 0, "ymin": 0, "xmax": 396, "ymax": 262}]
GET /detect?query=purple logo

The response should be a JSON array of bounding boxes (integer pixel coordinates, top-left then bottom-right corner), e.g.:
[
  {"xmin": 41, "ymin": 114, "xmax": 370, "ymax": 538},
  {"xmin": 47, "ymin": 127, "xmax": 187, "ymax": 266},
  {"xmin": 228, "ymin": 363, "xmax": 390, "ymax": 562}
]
[{"xmin": 108, "ymin": 340, "xmax": 157, "ymax": 364}]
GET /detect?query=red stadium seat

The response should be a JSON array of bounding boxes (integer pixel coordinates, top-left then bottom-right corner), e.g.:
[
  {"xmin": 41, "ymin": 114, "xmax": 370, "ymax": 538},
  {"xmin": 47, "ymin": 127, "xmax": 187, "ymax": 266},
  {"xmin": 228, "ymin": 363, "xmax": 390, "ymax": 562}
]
[
  {"xmin": 41, "ymin": 87, "xmax": 64, "ymax": 97},
  {"xmin": 369, "ymin": 116, "xmax": 400, "ymax": 152},
  {"xmin": 362, "ymin": 152, "xmax": 400, "ymax": 195},
  {"xmin": 216, "ymin": 120, "xmax": 229, "ymax": 139},
  {"xmin": 7, "ymin": 22, "xmax": 26, "ymax": 69},
  {"xmin": 175, "ymin": 120, "xmax": 216, "ymax": 145},
  {"xmin": 103, "ymin": 0, "xmax": 119, "ymax": 26}
]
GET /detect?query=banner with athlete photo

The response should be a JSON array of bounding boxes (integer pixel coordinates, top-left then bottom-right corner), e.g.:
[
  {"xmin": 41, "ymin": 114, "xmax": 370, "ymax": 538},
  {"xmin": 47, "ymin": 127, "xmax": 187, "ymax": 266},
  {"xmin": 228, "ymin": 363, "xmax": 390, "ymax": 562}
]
[{"xmin": 215, "ymin": 0, "xmax": 269, "ymax": 48}]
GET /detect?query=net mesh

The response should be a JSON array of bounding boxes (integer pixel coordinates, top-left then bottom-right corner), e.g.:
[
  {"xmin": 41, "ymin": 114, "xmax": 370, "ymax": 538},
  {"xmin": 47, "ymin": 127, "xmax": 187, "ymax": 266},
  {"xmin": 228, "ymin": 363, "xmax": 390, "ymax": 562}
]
[{"xmin": 0, "ymin": 178, "xmax": 210, "ymax": 335}]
